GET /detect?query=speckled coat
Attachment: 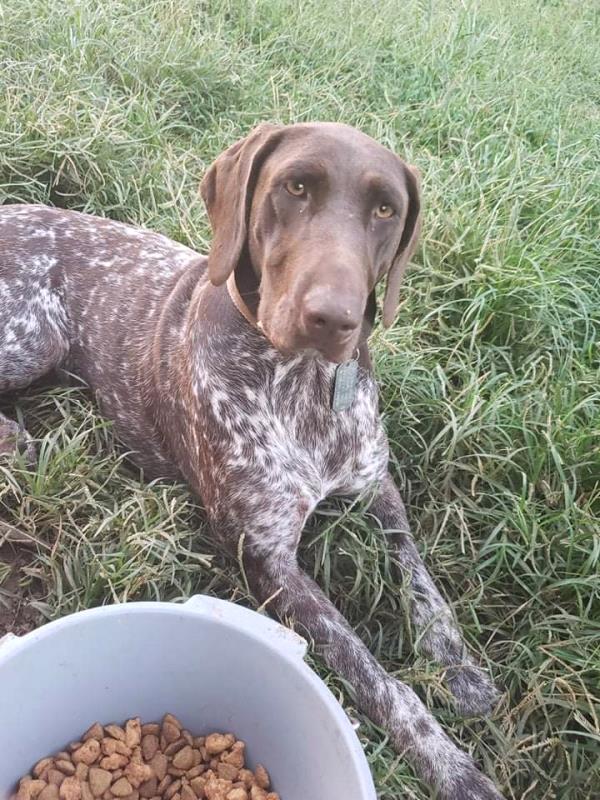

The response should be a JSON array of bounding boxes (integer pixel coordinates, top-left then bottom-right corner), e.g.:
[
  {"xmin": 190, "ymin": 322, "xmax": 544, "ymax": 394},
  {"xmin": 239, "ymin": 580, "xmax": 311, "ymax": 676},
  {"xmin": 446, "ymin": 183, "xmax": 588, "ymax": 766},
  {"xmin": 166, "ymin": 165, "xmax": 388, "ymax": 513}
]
[{"xmin": 0, "ymin": 199, "xmax": 502, "ymax": 799}]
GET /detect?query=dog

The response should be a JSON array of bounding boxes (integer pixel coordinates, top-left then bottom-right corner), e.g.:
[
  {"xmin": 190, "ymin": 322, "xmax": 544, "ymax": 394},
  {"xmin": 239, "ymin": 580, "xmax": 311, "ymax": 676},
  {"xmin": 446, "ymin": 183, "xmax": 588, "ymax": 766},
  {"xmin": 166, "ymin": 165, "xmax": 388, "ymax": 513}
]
[{"xmin": 0, "ymin": 122, "xmax": 502, "ymax": 799}]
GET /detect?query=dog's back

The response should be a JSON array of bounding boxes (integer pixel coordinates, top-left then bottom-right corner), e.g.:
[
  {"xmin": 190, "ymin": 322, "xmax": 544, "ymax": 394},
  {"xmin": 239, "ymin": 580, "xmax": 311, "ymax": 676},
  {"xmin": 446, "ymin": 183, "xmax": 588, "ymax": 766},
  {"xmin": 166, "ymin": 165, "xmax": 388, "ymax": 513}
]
[{"xmin": 0, "ymin": 204, "xmax": 203, "ymax": 475}]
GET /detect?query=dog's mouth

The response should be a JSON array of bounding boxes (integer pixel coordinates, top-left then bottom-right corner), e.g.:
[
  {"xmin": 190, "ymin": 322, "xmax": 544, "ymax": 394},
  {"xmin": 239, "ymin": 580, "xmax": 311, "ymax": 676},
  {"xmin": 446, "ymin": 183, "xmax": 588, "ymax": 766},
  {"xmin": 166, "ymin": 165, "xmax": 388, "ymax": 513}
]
[{"xmin": 260, "ymin": 323, "xmax": 357, "ymax": 365}]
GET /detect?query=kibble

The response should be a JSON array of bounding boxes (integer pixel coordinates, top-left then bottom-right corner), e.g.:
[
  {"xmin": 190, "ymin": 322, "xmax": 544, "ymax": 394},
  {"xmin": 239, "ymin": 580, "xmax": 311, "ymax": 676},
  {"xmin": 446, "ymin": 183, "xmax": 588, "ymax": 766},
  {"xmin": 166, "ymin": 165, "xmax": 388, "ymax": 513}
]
[
  {"xmin": 73, "ymin": 741, "xmax": 101, "ymax": 767},
  {"xmin": 12, "ymin": 717, "xmax": 281, "ymax": 800},
  {"xmin": 141, "ymin": 735, "xmax": 159, "ymax": 763},
  {"xmin": 54, "ymin": 763, "xmax": 75, "ymax": 778},
  {"xmin": 88, "ymin": 769, "xmax": 112, "ymax": 798},
  {"xmin": 82, "ymin": 725, "xmax": 104, "ymax": 743},
  {"xmin": 38, "ymin": 786, "xmax": 59, "ymax": 800},
  {"xmin": 47, "ymin": 773, "xmax": 65, "ymax": 788}
]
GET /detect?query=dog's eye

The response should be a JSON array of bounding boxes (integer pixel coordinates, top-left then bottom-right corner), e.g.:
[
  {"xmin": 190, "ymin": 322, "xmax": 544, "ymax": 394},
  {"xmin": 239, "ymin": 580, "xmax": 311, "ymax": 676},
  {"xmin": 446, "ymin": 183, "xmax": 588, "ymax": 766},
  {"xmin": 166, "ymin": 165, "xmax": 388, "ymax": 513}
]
[
  {"xmin": 285, "ymin": 180, "xmax": 306, "ymax": 197},
  {"xmin": 375, "ymin": 203, "xmax": 395, "ymax": 219}
]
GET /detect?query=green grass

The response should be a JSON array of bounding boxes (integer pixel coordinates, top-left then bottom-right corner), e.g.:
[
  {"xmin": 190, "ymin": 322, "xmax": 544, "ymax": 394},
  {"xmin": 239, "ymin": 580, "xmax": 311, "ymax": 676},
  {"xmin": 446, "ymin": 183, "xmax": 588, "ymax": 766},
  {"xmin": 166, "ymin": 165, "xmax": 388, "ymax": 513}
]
[{"xmin": 1, "ymin": 0, "xmax": 599, "ymax": 797}]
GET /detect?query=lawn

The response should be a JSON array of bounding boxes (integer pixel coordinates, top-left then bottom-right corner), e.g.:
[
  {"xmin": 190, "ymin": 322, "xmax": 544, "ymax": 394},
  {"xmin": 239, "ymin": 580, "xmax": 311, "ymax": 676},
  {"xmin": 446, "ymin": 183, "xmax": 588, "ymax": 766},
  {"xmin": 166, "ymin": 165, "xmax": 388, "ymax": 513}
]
[{"xmin": 0, "ymin": 0, "xmax": 599, "ymax": 798}]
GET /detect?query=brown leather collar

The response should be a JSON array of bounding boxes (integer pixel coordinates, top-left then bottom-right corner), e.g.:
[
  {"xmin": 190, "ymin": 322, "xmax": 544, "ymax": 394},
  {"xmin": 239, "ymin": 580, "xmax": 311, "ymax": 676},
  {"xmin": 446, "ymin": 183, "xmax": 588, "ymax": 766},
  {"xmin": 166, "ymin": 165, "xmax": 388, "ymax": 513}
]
[{"xmin": 226, "ymin": 272, "xmax": 262, "ymax": 331}]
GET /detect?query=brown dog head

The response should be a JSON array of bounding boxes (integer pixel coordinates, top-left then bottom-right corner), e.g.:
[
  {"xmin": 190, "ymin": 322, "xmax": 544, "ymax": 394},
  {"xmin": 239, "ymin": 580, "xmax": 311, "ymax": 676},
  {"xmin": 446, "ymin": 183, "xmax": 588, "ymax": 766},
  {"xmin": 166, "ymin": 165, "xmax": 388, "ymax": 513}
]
[{"xmin": 201, "ymin": 122, "xmax": 421, "ymax": 363}]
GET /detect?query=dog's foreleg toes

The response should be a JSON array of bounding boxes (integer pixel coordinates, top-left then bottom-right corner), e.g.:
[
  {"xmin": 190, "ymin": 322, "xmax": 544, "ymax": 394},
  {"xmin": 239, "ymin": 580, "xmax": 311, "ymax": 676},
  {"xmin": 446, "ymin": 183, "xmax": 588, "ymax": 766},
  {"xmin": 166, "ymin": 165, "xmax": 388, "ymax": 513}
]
[
  {"xmin": 0, "ymin": 419, "xmax": 37, "ymax": 466},
  {"xmin": 446, "ymin": 664, "xmax": 501, "ymax": 718},
  {"xmin": 445, "ymin": 768, "xmax": 505, "ymax": 800}
]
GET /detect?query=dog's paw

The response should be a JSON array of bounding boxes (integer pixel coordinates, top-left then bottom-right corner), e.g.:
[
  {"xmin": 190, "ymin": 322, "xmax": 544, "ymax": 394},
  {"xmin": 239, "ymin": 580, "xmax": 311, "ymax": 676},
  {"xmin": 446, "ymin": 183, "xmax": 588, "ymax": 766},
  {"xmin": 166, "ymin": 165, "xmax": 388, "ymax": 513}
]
[
  {"xmin": 0, "ymin": 419, "xmax": 37, "ymax": 466},
  {"xmin": 442, "ymin": 769, "xmax": 504, "ymax": 800},
  {"xmin": 446, "ymin": 664, "xmax": 501, "ymax": 718}
]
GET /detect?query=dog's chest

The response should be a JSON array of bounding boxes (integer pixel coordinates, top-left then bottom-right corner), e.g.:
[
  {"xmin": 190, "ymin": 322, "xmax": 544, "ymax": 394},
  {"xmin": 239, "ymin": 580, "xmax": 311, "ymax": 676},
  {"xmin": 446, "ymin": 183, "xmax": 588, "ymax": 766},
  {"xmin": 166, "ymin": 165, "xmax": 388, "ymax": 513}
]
[{"xmin": 196, "ymin": 342, "xmax": 389, "ymax": 504}]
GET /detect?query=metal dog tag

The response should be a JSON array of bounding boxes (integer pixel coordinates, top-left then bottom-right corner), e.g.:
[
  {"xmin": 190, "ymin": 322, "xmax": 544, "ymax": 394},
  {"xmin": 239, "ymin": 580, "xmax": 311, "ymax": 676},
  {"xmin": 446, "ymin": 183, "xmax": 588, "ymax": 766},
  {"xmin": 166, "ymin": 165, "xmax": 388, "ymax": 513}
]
[{"xmin": 331, "ymin": 358, "xmax": 359, "ymax": 412}]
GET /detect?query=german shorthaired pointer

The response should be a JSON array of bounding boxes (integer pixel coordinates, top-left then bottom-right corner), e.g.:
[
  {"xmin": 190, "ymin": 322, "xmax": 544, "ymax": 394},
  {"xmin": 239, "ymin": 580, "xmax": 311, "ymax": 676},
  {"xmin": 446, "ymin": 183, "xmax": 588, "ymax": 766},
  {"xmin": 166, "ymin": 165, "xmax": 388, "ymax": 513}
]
[{"xmin": 0, "ymin": 123, "xmax": 502, "ymax": 799}]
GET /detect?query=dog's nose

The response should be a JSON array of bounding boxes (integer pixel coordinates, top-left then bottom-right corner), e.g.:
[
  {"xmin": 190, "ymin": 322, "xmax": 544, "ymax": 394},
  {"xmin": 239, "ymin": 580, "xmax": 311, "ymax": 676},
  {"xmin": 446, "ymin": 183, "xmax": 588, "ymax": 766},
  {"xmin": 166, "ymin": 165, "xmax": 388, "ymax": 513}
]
[{"xmin": 302, "ymin": 291, "xmax": 362, "ymax": 342}]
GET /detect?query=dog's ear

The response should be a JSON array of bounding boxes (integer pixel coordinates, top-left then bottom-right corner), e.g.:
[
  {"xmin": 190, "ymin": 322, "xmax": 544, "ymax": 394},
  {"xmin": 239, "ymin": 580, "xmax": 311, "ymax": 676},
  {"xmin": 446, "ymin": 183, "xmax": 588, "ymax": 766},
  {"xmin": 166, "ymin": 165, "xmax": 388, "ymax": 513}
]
[
  {"xmin": 200, "ymin": 123, "xmax": 283, "ymax": 286},
  {"xmin": 381, "ymin": 163, "xmax": 422, "ymax": 328}
]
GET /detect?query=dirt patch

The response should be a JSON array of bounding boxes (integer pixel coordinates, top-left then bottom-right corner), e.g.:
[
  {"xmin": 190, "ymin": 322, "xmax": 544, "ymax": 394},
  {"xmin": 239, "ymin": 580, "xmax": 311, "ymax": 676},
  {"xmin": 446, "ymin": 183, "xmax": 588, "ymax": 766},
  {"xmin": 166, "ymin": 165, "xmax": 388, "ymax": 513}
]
[{"xmin": 0, "ymin": 523, "xmax": 42, "ymax": 637}]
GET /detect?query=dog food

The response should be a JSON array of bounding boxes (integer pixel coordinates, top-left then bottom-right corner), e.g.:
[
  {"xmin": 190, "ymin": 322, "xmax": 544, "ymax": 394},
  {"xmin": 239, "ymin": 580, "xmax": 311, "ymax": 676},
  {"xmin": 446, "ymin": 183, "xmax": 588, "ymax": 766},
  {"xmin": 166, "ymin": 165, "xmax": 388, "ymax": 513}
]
[{"xmin": 13, "ymin": 715, "xmax": 280, "ymax": 800}]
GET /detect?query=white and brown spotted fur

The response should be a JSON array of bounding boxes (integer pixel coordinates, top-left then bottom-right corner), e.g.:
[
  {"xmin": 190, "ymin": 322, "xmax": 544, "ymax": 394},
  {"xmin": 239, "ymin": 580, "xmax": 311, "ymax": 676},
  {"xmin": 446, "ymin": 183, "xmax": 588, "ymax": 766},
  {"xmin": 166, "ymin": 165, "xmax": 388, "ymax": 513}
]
[{"xmin": 0, "ymin": 123, "xmax": 503, "ymax": 799}]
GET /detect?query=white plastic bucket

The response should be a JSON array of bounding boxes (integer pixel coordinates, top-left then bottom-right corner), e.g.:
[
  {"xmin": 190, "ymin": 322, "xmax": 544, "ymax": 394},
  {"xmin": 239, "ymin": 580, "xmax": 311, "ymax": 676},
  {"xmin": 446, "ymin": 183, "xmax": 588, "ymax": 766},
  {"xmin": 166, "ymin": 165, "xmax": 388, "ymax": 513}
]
[{"xmin": 0, "ymin": 595, "xmax": 376, "ymax": 799}]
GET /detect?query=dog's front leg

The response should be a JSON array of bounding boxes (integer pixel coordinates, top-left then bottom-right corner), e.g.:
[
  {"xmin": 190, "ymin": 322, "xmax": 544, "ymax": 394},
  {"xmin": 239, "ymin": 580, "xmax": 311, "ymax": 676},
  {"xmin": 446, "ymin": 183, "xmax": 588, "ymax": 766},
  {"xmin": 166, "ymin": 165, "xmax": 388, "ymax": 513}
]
[
  {"xmin": 218, "ymin": 501, "xmax": 502, "ymax": 800},
  {"xmin": 367, "ymin": 473, "xmax": 500, "ymax": 717}
]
